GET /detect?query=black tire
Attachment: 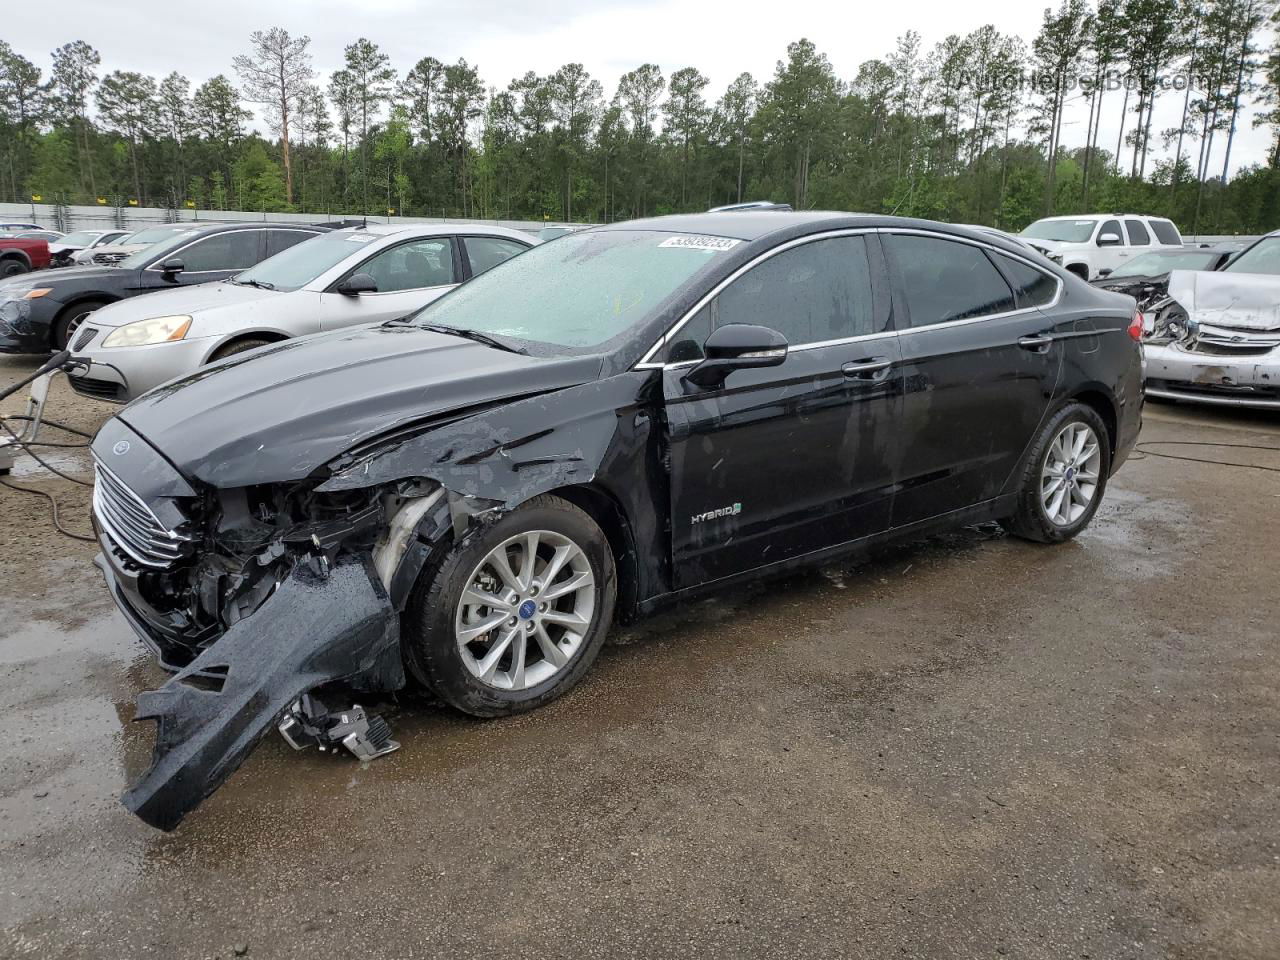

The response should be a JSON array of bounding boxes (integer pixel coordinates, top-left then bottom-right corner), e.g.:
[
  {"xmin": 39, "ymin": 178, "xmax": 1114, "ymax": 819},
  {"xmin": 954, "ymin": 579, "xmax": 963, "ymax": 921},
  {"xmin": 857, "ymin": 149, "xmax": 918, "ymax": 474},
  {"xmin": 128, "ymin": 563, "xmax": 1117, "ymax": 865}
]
[
  {"xmin": 402, "ymin": 494, "xmax": 617, "ymax": 717},
  {"xmin": 208, "ymin": 338, "xmax": 275, "ymax": 362},
  {"xmin": 54, "ymin": 300, "xmax": 106, "ymax": 349},
  {"xmin": 1, "ymin": 259, "xmax": 28, "ymax": 278},
  {"xmin": 1001, "ymin": 401, "xmax": 1112, "ymax": 544}
]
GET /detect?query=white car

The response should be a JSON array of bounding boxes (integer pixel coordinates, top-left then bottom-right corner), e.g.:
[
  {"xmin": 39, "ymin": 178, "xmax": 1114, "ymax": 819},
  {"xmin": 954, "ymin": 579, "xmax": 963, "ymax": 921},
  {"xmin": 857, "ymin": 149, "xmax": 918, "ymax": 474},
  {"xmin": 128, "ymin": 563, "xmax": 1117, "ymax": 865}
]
[
  {"xmin": 1020, "ymin": 214, "xmax": 1183, "ymax": 280},
  {"xmin": 69, "ymin": 223, "xmax": 536, "ymax": 402},
  {"xmin": 49, "ymin": 229, "xmax": 131, "ymax": 266},
  {"xmin": 71, "ymin": 225, "xmax": 193, "ymax": 266}
]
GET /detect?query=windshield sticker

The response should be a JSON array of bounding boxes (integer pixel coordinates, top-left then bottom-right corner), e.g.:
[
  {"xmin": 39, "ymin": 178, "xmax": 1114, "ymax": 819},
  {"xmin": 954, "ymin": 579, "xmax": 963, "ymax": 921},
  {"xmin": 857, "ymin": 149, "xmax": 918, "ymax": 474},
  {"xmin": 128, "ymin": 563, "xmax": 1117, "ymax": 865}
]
[{"xmin": 659, "ymin": 235, "xmax": 742, "ymax": 252}]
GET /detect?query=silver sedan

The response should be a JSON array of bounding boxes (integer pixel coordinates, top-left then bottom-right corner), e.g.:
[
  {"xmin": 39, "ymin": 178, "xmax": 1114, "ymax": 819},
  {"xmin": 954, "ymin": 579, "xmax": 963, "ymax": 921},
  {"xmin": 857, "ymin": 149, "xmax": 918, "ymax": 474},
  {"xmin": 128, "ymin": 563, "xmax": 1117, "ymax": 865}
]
[{"xmin": 68, "ymin": 223, "xmax": 536, "ymax": 402}]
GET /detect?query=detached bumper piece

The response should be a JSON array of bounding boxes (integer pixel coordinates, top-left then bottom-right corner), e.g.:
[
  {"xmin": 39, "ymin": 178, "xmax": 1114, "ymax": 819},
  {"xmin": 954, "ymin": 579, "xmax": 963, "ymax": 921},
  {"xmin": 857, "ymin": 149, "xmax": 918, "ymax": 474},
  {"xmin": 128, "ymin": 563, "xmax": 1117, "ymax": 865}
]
[
  {"xmin": 278, "ymin": 694, "xmax": 401, "ymax": 761},
  {"xmin": 123, "ymin": 554, "xmax": 404, "ymax": 831}
]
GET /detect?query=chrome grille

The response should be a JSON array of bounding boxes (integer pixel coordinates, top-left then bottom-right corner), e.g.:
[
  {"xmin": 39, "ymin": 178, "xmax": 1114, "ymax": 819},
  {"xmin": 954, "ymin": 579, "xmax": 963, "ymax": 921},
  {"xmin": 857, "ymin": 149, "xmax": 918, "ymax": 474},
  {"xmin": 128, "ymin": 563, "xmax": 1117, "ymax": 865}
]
[{"xmin": 92, "ymin": 460, "xmax": 193, "ymax": 568}]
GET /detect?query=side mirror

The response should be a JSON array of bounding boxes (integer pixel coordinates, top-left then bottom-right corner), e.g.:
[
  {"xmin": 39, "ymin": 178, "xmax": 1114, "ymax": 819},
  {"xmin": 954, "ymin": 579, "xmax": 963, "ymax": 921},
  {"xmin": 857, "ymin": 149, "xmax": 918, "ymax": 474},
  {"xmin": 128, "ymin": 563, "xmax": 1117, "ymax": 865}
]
[
  {"xmin": 684, "ymin": 323, "xmax": 788, "ymax": 389},
  {"xmin": 336, "ymin": 272, "xmax": 378, "ymax": 296},
  {"xmin": 160, "ymin": 258, "xmax": 185, "ymax": 277},
  {"xmin": 1096, "ymin": 268, "xmax": 1113, "ymax": 278},
  {"xmin": 1097, "ymin": 232, "xmax": 1122, "ymax": 247}
]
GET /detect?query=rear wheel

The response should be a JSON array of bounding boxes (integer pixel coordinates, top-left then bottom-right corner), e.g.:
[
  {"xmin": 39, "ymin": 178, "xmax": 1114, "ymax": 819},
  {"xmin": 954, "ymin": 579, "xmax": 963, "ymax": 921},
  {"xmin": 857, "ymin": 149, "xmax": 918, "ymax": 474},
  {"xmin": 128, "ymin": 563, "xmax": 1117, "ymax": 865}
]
[
  {"xmin": 403, "ymin": 495, "xmax": 616, "ymax": 717},
  {"xmin": 0, "ymin": 259, "xmax": 28, "ymax": 278},
  {"xmin": 1002, "ymin": 402, "xmax": 1111, "ymax": 543},
  {"xmin": 208, "ymin": 338, "xmax": 275, "ymax": 362},
  {"xmin": 54, "ymin": 300, "xmax": 106, "ymax": 349}
]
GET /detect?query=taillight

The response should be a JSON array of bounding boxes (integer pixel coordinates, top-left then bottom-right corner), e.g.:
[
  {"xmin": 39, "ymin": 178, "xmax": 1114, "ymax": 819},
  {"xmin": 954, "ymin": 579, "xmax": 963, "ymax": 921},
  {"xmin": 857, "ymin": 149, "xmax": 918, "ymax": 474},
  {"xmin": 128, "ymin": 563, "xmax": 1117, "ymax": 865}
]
[{"xmin": 1127, "ymin": 310, "xmax": 1143, "ymax": 341}]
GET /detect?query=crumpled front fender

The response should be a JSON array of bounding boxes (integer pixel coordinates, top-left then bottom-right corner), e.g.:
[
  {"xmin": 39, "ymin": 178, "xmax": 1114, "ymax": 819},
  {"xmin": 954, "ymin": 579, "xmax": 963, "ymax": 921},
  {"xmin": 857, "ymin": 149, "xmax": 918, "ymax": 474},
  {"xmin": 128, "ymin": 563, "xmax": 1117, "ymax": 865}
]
[{"xmin": 123, "ymin": 553, "xmax": 404, "ymax": 831}]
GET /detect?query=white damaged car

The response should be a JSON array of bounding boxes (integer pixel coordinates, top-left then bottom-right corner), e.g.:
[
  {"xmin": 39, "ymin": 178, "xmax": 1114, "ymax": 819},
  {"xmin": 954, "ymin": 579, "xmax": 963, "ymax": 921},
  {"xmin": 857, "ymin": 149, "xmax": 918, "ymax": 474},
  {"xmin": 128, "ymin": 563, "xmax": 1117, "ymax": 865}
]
[
  {"xmin": 68, "ymin": 223, "xmax": 535, "ymax": 402},
  {"xmin": 1143, "ymin": 230, "xmax": 1280, "ymax": 409}
]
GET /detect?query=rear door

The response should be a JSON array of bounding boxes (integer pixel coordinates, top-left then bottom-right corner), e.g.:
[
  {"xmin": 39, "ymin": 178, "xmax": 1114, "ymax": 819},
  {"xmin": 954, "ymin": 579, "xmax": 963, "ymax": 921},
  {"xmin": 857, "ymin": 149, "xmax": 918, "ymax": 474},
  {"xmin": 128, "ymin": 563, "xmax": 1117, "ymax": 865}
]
[
  {"xmin": 882, "ymin": 231, "xmax": 1064, "ymax": 527},
  {"xmin": 461, "ymin": 235, "xmax": 532, "ymax": 279},
  {"xmin": 317, "ymin": 236, "xmax": 459, "ymax": 330},
  {"xmin": 661, "ymin": 231, "xmax": 902, "ymax": 588}
]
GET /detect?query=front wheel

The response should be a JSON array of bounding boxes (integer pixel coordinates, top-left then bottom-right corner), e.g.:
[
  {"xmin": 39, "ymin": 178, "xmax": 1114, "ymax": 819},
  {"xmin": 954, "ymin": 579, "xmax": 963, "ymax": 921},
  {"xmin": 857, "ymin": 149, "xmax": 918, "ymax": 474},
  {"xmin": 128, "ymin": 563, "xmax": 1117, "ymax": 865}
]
[
  {"xmin": 1002, "ymin": 402, "xmax": 1111, "ymax": 543},
  {"xmin": 1, "ymin": 259, "xmax": 28, "ymax": 278},
  {"xmin": 402, "ymin": 494, "xmax": 616, "ymax": 717}
]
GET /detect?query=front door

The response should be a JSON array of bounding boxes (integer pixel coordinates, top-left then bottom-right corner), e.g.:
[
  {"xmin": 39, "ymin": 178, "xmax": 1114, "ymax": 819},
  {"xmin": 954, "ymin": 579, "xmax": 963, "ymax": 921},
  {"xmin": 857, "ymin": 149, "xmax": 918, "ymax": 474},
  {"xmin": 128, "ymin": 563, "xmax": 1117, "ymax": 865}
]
[
  {"xmin": 881, "ymin": 231, "xmax": 1063, "ymax": 527},
  {"xmin": 139, "ymin": 229, "xmax": 265, "ymax": 292},
  {"xmin": 317, "ymin": 236, "xmax": 459, "ymax": 330},
  {"xmin": 662, "ymin": 232, "xmax": 902, "ymax": 589}
]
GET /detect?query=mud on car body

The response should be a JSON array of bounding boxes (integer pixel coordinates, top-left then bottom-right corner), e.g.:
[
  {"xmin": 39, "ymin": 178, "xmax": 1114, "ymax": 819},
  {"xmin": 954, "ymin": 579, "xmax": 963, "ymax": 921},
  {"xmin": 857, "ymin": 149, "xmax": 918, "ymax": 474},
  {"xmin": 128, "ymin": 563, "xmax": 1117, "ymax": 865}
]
[{"xmin": 90, "ymin": 212, "xmax": 1144, "ymax": 829}]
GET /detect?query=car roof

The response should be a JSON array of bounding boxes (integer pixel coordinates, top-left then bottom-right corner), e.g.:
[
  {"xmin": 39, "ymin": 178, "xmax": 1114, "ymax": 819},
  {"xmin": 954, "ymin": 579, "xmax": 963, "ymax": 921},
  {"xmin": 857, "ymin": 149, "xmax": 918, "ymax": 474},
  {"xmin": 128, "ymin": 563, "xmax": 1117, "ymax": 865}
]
[
  {"xmin": 596, "ymin": 212, "xmax": 1050, "ymax": 258},
  {"xmin": 334, "ymin": 222, "xmax": 535, "ymax": 241}
]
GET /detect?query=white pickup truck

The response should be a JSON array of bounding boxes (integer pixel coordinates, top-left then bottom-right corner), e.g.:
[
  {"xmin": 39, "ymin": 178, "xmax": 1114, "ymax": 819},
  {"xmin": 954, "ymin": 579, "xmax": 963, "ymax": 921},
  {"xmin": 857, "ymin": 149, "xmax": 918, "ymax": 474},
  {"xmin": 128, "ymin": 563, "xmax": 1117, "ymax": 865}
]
[{"xmin": 1019, "ymin": 214, "xmax": 1184, "ymax": 281}]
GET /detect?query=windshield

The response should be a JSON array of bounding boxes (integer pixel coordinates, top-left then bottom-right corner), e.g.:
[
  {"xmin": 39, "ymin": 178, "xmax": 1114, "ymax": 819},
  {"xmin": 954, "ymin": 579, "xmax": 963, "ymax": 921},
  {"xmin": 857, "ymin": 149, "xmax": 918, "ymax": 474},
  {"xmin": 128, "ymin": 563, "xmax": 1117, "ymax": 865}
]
[
  {"xmin": 1109, "ymin": 251, "xmax": 1216, "ymax": 277},
  {"xmin": 1223, "ymin": 237, "xmax": 1280, "ymax": 276},
  {"xmin": 1021, "ymin": 219, "xmax": 1099, "ymax": 243},
  {"xmin": 117, "ymin": 227, "xmax": 200, "ymax": 268},
  {"xmin": 233, "ymin": 230, "xmax": 372, "ymax": 292},
  {"xmin": 409, "ymin": 229, "xmax": 738, "ymax": 351},
  {"xmin": 58, "ymin": 231, "xmax": 100, "ymax": 246}
]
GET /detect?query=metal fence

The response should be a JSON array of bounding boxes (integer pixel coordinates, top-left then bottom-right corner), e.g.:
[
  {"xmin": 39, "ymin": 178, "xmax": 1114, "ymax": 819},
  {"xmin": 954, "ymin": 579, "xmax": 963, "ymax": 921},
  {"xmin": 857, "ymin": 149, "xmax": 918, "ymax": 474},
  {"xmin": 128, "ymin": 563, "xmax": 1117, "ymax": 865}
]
[{"xmin": 0, "ymin": 201, "xmax": 583, "ymax": 237}]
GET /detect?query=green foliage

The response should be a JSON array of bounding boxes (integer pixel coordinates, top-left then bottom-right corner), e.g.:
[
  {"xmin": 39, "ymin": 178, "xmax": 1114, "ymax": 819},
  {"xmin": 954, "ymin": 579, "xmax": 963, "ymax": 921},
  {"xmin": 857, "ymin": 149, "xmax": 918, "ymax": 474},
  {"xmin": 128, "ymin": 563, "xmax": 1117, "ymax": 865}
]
[{"xmin": 2, "ymin": 18, "xmax": 1278, "ymax": 233}]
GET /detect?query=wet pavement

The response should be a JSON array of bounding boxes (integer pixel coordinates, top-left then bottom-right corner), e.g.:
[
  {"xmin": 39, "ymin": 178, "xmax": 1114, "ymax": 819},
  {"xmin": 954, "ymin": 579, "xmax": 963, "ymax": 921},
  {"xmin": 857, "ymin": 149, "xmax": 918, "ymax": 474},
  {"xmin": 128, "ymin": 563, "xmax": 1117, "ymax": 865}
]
[{"xmin": 2, "ymin": 355, "xmax": 1278, "ymax": 959}]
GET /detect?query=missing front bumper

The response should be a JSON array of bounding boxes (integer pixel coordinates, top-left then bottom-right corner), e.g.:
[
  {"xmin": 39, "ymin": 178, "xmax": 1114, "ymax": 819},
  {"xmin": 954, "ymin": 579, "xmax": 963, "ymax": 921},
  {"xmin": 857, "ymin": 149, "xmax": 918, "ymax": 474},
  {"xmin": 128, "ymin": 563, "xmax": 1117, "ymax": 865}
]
[{"xmin": 120, "ymin": 553, "xmax": 404, "ymax": 831}]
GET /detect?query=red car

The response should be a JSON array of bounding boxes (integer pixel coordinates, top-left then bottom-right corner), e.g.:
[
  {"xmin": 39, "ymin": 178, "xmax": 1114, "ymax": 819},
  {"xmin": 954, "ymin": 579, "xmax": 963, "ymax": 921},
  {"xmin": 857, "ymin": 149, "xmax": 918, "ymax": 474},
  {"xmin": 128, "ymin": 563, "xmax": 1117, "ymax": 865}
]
[{"xmin": 0, "ymin": 237, "xmax": 52, "ymax": 277}]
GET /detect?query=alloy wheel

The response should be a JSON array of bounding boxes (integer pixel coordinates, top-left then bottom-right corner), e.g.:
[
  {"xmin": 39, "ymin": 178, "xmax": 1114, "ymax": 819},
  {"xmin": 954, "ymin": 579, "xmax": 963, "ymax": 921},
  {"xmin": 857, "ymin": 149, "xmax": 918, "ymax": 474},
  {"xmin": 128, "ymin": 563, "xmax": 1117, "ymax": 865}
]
[
  {"xmin": 454, "ymin": 530, "xmax": 596, "ymax": 691},
  {"xmin": 1040, "ymin": 421, "xmax": 1102, "ymax": 527}
]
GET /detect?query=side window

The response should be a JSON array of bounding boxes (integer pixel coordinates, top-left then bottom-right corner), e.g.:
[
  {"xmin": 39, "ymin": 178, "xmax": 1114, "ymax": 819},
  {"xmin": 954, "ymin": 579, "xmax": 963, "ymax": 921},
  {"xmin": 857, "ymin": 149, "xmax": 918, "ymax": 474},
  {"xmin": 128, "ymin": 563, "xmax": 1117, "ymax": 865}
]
[
  {"xmin": 1148, "ymin": 219, "xmax": 1181, "ymax": 245},
  {"xmin": 358, "ymin": 238, "xmax": 456, "ymax": 293},
  {"xmin": 993, "ymin": 253, "xmax": 1058, "ymax": 309},
  {"xmin": 1125, "ymin": 219, "xmax": 1151, "ymax": 246},
  {"xmin": 886, "ymin": 234, "xmax": 1015, "ymax": 327},
  {"xmin": 177, "ymin": 231, "xmax": 262, "ymax": 271},
  {"xmin": 266, "ymin": 229, "xmax": 320, "ymax": 257},
  {"xmin": 465, "ymin": 236, "xmax": 529, "ymax": 277},
  {"xmin": 1098, "ymin": 219, "xmax": 1123, "ymax": 246},
  {"xmin": 660, "ymin": 236, "xmax": 875, "ymax": 363}
]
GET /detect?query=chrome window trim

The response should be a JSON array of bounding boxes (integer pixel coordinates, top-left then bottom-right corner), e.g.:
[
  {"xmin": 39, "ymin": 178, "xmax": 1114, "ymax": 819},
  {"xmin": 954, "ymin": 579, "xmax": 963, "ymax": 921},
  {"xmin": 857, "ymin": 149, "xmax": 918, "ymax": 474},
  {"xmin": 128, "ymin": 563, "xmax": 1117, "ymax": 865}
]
[
  {"xmin": 143, "ymin": 228, "xmax": 271, "ymax": 275},
  {"xmin": 879, "ymin": 228, "xmax": 1064, "ymax": 332},
  {"xmin": 637, "ymin": 226, "xmax": 1065, "ymax": 370},
  {"xmin": 635, "ymin": 228, "xmax": 879, "ymax": 369}
]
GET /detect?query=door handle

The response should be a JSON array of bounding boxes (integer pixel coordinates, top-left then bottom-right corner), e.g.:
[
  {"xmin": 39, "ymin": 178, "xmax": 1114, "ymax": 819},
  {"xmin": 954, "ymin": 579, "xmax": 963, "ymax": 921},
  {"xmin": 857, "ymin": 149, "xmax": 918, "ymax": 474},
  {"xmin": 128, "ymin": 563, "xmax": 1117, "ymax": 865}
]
[
  {"xmin": 1018, "ymin": 334, "xmax": 1053, "ymax": 352},
  {"xmin": 841, "ymin": 358, "xmax": 893, "ymax": 379}
]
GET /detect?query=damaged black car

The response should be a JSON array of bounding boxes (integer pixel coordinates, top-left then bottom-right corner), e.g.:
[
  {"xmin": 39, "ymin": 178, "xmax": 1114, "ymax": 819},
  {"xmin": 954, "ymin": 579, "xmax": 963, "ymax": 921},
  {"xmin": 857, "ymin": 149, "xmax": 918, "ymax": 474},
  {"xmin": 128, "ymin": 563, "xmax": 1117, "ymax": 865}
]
[{"xmin": 90, "ymin": 212, "xmax": 1144, "ymax": 829}]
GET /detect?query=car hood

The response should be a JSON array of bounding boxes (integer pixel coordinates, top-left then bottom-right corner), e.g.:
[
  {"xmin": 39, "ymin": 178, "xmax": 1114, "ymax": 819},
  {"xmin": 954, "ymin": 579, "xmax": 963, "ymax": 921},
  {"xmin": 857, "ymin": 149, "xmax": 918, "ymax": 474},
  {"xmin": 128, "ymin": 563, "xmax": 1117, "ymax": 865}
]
[
  {"xmin": 1022, "ymin": 238, "xmax": 1068, "ymax": 253},
  {"xmin": 1, "ymin": 264, "xmax": 123, "ymax": 294},
  {"xmin": 87, "ymin": 280, "xmax": 276, "ymax": 328},
  {"xmin": 1167, "ymin": 269, "xmax": 1280, "ymax": 331},
  {"xmin": 117, "ymin": 324, "xmax": 604, "ymax": 488}
]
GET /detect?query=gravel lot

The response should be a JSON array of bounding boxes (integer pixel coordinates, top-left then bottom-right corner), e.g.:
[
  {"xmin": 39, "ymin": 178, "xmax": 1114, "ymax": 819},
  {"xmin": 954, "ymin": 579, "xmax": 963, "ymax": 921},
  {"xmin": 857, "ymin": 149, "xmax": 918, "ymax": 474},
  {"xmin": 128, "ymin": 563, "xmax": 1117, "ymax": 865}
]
[{"xmin": 2, "ymin": 354, "xmax": 1278, "ymax": 960}]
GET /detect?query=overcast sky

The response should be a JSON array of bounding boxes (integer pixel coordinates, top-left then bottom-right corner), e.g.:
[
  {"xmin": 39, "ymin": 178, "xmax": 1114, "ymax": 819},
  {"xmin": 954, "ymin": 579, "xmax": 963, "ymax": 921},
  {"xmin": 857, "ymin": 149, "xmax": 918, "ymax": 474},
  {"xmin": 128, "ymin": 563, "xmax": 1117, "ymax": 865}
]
[{"xmin": 10, "ymin": 0, "xmax": 1277, "ymax": 179}]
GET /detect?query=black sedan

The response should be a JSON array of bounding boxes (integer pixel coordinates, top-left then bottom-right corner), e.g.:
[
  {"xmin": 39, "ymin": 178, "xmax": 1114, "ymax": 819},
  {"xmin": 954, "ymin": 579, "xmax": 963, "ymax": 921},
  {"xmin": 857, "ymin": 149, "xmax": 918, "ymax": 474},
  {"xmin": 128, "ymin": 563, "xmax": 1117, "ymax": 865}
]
[
  {"xmin": 89, "ymin": 212, "xmax": 1143, "ymax": 829},
  {"xmin": 0, "ymin": 221, "xmax": 328, "ymax": 352}
]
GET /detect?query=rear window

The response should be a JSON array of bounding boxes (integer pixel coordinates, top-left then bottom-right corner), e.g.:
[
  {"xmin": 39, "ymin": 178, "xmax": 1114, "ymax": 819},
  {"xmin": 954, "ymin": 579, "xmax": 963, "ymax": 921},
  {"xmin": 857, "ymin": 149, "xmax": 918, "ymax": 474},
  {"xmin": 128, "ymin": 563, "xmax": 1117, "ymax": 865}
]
[
  {"xmin": 1148, "ymin": 219, "xmax": 1182, "ymax": 245},
  {"xmin": 1125, "ymin": 219, "xmax": 1151, "ymax": 246},
  {"xmin": 993, "ymin": 253, "xmax": 1058, "ymax": 308},
  {"xmin": 886, "ymin": 234, "xmax": 1016, "ymax": 326}
]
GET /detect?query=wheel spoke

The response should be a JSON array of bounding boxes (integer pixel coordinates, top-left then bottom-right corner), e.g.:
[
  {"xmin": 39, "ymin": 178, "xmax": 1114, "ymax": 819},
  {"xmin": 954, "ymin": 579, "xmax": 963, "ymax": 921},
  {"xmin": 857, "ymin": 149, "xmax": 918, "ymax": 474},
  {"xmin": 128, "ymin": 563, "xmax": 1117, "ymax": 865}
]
[
  {"xmin": 539, "ymin": 544, "xmax": 575, "ymax": 590},
  {"xmin": 477, "ymin": 625, "xmax": 519, "ymax": 682},
  {"xmin": 458, "ymin": 610, "xmax": 510, "ymax": 644},
  {"xmin": 1071, "ymin": 426, "xmax": 1088, "ymax": 459},
  {"xmin": 534, "ymin": 622, "xmax": 569, "ymax": 668},
  {"xmin": 542, "ymin": 609, "xmax": 591, "ymax": 633},
  {"xmin": 1048, "ymin": 486, "xmax": 1068, "ymax": 524},
  {"xmin": 541, "ymin": 569, "xmax": 593, "ymax": 601},
  {"xmin": 509, "ymin": 630, "xmax": 527, "ymax": 688},
  {"xmin": 519, "ymin": 532, "xmax": 541, "ymax": 591},
  {"xmin": 487, "ymin": 549, "xmax": 522, "ymax": 593},
  {"xmin": 461, "ymin": 587, "xmax": 512, "ymax": 613}
]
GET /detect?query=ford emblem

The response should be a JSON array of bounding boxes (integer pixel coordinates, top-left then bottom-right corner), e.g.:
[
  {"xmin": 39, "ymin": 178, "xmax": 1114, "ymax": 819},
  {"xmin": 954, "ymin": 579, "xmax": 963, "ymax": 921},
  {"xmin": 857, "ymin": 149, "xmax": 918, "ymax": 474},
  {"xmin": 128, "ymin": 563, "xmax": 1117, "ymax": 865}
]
[{"xmin": 112, "ymin": 440, "xmax": 130, "ymax": 456}]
